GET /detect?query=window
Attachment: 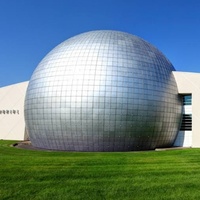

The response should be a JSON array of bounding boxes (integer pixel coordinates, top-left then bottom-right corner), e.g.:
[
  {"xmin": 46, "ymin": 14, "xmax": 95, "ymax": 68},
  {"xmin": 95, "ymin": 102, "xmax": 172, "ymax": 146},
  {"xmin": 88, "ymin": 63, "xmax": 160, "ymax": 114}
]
[
  {"xmin": 180, "ymin": 114, "xmax": 192, "ymax": 131},
  {"xmin": 183, "ymin": 95, "xmax": 192, "ymax": 105}
]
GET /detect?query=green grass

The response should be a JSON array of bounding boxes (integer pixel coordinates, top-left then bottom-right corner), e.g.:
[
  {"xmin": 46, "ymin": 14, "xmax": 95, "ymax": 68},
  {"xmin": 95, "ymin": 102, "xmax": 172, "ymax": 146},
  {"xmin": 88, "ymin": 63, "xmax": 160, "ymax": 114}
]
[{"xmin": 1, "ymin": 141, "xmax": 200, "ymax": 200}]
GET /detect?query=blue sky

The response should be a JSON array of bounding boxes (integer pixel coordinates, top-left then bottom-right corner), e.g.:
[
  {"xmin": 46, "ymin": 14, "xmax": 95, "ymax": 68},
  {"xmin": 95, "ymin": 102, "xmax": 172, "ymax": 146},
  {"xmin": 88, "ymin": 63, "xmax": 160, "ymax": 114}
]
[{"xmin": 1, "ymin": 0, "xmax": 200, "ymax": 87}]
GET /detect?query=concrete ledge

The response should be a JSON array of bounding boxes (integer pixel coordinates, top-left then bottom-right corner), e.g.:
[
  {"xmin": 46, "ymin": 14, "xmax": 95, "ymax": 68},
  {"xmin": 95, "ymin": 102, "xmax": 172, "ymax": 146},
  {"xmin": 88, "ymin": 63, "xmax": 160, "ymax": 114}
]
[{"xmin": 155, "ymin": 147, "xmax": 191, "ymax": 151}]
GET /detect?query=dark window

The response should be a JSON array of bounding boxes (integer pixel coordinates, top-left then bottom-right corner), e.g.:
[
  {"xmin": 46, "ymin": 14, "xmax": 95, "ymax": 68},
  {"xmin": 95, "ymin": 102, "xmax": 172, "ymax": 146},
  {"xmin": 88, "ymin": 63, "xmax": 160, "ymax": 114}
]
[
  {"xmin": 180, "ymin": 114, "xmax": 192, "ymax": 131},
  {"xmin": 183, "ymin": 95, "xmax": 192, "ymax": 105}
]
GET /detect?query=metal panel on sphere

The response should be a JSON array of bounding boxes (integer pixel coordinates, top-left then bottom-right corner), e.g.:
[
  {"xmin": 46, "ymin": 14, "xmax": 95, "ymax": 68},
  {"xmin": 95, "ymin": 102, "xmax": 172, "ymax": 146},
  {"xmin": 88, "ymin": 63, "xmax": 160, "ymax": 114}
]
[{"xmin": 24, "ymin": 30, "xmax": 182, "ymax": 151}]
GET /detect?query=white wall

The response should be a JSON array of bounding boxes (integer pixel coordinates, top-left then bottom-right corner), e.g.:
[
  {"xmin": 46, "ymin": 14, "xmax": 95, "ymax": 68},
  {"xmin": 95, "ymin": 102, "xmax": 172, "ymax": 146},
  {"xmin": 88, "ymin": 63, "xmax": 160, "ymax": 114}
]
[
  {"xmin": 173, "ymin": 71, "xmax": 200, "ymax": 147},
  {"xmin": 0, "ymin": 81, "xmax": 28, "ymax": 140}
]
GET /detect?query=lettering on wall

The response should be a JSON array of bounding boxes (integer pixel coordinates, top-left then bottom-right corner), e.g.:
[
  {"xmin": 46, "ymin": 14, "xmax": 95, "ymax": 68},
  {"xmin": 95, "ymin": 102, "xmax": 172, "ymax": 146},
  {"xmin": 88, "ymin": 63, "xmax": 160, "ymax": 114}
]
[{"xmin": 0, "ymin": 110, "xmax": 20, "ymax": 114}]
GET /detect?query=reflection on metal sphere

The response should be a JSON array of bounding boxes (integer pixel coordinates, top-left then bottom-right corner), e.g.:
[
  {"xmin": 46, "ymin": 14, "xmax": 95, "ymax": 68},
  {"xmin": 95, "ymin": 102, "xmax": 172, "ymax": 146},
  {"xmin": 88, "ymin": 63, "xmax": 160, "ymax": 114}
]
[{"xmin": 24, "ymin": 30, "xmax": 182, "ymax": 151}]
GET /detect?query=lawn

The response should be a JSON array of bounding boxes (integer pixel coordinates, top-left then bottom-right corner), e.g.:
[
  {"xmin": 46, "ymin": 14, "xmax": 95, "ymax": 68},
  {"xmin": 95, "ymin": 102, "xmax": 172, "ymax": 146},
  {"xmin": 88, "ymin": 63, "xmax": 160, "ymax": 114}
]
[{"xmin": 1, "ymin": 140, "xmax": 200, "ymax": 200}]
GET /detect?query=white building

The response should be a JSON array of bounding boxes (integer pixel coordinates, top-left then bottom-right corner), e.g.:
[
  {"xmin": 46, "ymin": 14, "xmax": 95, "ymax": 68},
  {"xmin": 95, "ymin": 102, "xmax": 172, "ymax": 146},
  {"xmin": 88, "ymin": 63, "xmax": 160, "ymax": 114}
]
[
  {"xmin": 173, "ymin": 71, "xmax": 200, "ymax": 147},
  {"xmin": 0, "ymin": 81, "xmax": 28, "ymax": 140}
]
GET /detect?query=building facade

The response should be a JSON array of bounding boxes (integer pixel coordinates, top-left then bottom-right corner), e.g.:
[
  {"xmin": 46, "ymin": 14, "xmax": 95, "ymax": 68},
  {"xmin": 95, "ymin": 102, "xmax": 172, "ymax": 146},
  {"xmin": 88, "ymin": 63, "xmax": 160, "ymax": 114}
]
[
  {"xmin": 0, "ymin": 81, "xmax": 29, "ymax": 140},
  {"xmin": 0, "ymin": 73, "xmax": 199, "ymax": 148},
  {"xmin": 0, "ymin": 31, "xmax": 200, "ymax": 151},
  {"xmin": 173, "ymin": 71, "xmax": 200, "ymax": 147}
]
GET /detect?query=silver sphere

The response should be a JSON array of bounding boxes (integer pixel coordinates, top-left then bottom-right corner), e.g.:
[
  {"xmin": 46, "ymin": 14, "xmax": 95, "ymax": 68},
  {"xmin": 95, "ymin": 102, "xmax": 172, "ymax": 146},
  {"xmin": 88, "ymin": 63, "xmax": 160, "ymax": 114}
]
[{"xmin": 24, "ymin": 30, "xmax": 182, "ymax": 151}]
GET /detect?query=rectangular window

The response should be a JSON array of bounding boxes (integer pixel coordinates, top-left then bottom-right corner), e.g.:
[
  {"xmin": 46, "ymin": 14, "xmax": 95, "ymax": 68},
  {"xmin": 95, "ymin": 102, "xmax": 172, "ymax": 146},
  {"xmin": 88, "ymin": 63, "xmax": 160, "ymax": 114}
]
[
  {"xmin": 180, "ymin": 114, "xmax": 192, "ymax": 131},
  {"xmin": 183, "ymin": 95, "xmax": 192, "ymax": 105}
]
